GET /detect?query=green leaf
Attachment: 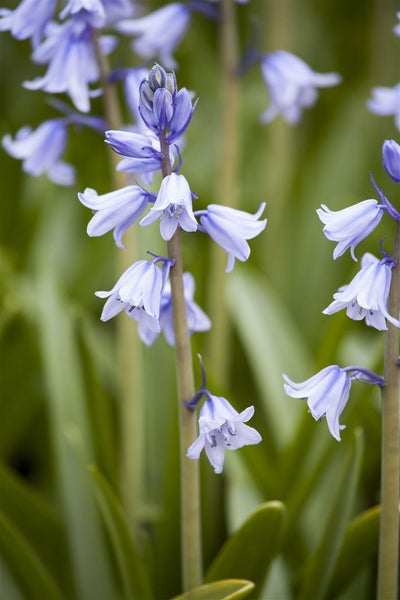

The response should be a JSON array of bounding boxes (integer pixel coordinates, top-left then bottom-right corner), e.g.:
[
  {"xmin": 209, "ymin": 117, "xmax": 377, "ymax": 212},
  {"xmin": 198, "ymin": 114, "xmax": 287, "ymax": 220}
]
[
  {"xmin": 227, "ymin": 268, "xmax": 312, "ymax": 449},
  {"xmin": 90, "ymin": 465, "xmax": 153, "ymax": 600},
  {"xmin": 0, "ymin": 508, "xmax": 63, "ymax": 600},
  {"xmin": 205, "ymin": 501, "xmax": 286, "ymax": 595},
  {"xmin": 0, "ymin": 461, "xmax": 73, "ymax": 595},
  {"xmin": 298, "ymin": 429, "xmax": 364, "ymax": 600},
  {"xmin": 327, "ymin": 505, "xmax": 382, "ymax": 597},
  {"xmin": 172, "ymin": 579, "xmax": 255, "ymax": 600}
]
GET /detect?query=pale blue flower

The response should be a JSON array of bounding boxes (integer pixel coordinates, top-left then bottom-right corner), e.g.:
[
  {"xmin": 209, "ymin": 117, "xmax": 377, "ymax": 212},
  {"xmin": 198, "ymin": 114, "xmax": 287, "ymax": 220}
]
[
  {"xmin": 105, "ymin": 129, "xmax": 175, "ymax": 181},
  {"xmin": 145, "ymin": 272, "xmax": 211, "ymax": 346},
  {"xmin": 2, "ymin": 118, "xmax": 74, "ymax": 185},
  {"xmin": 323, "ymin": 253, "xmax": 399, "ymax": 330},
  {"xmin": 60, "ymin": 0, "xmax": 133, "ymax": 26},
  {"xmin": 0, "ymin": 0, "xmax": 56, "ymax": 48},
  {"xmin": 260, "ymin": 50, "xmax": 341, "ymax": 124},
  {"xmin": 187, "ymin": 394, "xmax": 262, "ymax": 474},
  {"xmin": 140, "ymin": 173, "xmax": 197, "ymax": 241},
  {"xmin": 382, "ymin": 139, "xmax": 400, "ymax": 183},
  {"xmin": 283, "ymin": 365, "xmax": 384, "ymax": 441},
  {"xmin": 95, "ymin": 258, "xmax": 172, "ymax": 333},
  {"xmin": 116, "ymin": 3, "xmax": 191, "ymax": 69},
  {"xmin": 197, "ymin": 203, "xmax": 267, "ymax": 272},
  {"xmin": 24, "ymin": 15, "xmax": 116, "ymax": 113},
  {"xmin": 317, "ymin": 199, "xmax": 384, "ymax": 260},
  {"xmin": 78, "ymin": 185, "xmax": 154, "ymax": 248},
  {"xmin": 367, "ymin": 83, "xmax": 400, "ymax": 131}
]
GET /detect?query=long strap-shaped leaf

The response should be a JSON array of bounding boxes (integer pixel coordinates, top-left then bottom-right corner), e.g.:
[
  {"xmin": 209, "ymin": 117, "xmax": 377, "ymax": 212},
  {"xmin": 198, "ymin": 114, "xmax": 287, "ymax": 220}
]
[
  {"xmin": 90, "ymin": 465, "xmax": 153, "ymax": 600},
  {"xmin": 205, "ymin": 501, "xmax": 286, "ymax": 595},
  {"xmin": 172, "ymin": 579, "xmax": 255, "ymax": 600},
  {"xmin": 0, "ymin": 509, "xmax": 63, "ymax": 600},
  {"xmin": 298, "ymin": 429, "xmax": 364, "ymax": 600}
]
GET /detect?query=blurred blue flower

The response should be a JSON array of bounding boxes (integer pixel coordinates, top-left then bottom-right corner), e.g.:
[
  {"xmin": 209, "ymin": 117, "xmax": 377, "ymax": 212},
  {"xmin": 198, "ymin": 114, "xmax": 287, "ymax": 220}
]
[
  {"xmin": 2, "ymin": 118, "xmax": 74, "ymax": 185},
  {"xmin": 382, "ymin": 139, "xmax": 400, "ymax": 183},
  {"xmin": 317, "ymin": 199, "xmax": 384, "ymax": 260},
  {"xmin": 394, "ymin": 11, "xmax": 400, "ymax": 36},
  {"xmin": 140, "ymin": 272, "xmax": 211, "ymax": 346},
  {"xmin": 283, "ymin": 365, "xmax": 384, "ymax": 441},
  {"xmin": 367, "ymin": 83, "xmax": 400, "ymax": 131},
  {"xmin": 0, "ymin": 0, "xmax": 56, "ymax": 48},
  {"xmin": 260, "ymin": 50, "xmax": 341, "ymax": 124},
  {"xmin": 78, "ymin": 185, "xmax": 155, "ymax": 248},
  {"xmin": 23, "ymin": 15, "xmax": 116, "ymax": 113},
  {"xmin": 140, "ymin": 173, "xmax": 198, "ymax": 241},
  {"xmin": 323, "ymin": 252, "xmax": 399, "ymax": 330},
  {"xmin": 197, "ymin": 203, "xmax": 267, "ymax": 272},
  {"xmin": 115, "ymin": 3, "xmax": 191, "ymax": 69},
  {"xmin": 60, "ymin": 0, "xmax": 133, "ymax": 27},
  {"xmin": 96, "ymin": 258, "xmax": 172, "ymax": 333},
  {"xmin": 187, "ymin": 394, "xmax": 262, "ymax": 474}
]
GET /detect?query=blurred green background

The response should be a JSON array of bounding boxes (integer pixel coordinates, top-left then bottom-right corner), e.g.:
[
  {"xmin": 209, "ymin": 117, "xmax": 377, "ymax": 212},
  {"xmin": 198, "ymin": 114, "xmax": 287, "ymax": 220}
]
[{"xmin": 0, "ymin": 0, "xmax": 398, "ymax": 598}]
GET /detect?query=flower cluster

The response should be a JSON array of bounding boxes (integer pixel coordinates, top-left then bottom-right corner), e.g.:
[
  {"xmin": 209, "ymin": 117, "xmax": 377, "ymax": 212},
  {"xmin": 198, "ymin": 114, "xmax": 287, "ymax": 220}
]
[
  {"xmin": 284, "ymin": 139, "xmax": 400, "ymax": 439},
  {"xmin": 78, "ymin": 64, "xmax": 266, "ymax": 471}
]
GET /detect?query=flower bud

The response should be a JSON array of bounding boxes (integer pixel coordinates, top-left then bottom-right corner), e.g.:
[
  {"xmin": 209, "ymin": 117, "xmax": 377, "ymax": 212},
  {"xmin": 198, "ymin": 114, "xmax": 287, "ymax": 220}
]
[
  {"xmin": 139, "ymin": 79, "xmax": 154, "ymax": 111},
  {"xmin": 148, "ymin": 64, "xmax": 167, "ymax": 91},
  {"xmin": 382, "ymin": 139, "xmax": 400, "ymax": 183}
]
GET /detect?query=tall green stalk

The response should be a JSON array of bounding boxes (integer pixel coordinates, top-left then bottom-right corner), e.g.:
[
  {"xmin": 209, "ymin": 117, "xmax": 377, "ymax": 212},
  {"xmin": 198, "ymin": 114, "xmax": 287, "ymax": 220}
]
[
  {"xmin": 377, "ymin": 224, "xmax": 400, "ymax": 599},
  {"xmin": 93, "ymin": 34, "xmax": 144, "ymax": 537},
  {"xmin": 159, "ymin": 133, "xmax": 203, "ymax": 591},
  {"xmin": 207, "ymin": 0, "xmax": 240, "ymax": 385}
]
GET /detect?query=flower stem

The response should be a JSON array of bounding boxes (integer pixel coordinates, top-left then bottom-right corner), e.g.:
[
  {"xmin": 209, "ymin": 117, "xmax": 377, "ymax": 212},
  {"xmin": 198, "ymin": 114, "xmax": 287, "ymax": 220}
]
[
  {"xmin": 159, "ymin": 134, "xmax": 203, "ymax": 591},
  {"xmin": 207, "ymin": 0, "xmax": 240, "ymax": 385},
  {"xmin": 377, "ymin": 223, "xmax": 400, "ymax": 599},
  {"xmin": 93, "ymin": 33, "xmax": 144, "ymax": 537}
]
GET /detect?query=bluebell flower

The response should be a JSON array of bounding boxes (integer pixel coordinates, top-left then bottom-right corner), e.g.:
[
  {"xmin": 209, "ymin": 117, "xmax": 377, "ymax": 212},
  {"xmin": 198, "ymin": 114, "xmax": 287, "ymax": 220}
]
[
  {"xmin": 323, "ymin": 253, "xmax": 400, "ymax": 330},
  {"xmin": 2, "ymin": 118, "xmax": 74, "ymax": 185},
  {"xmin": 197, "ymin": 203, "xmax": 267, "ymax": 272},
  {"xmin": 0, "ymin": 0, "xmax": 56, "ymax": 49},
  {"xmin": 317, "ymin": 200, "xmax": 384, "ymax": 260},
  {"xmin": 141, "ymin": 272, "xmax": 211, "ymax": 346},
  {"xmin": 186, "ymin": 394, "xmax": 262, "ymax": 474},
  {"xmin": 95, "ymin": 258, "xmax": 172, "ymax": 332},
  {"xmin": 367, "ymin": 83, "xmax": 400, "ymax": 131},
  {"xmin": 105, "ymin": 129, "xmax": 168, "ymax": 182},
  {"xmin": 260, "ymin": 50, "xmax": 341, "ymax": 124},
  {"xmin": 115, "ymin": 3, "xmax": 191, "ymax": 69},
  {"xmin": 60, "ymin": 0, "xmax": 133, "ymax": 27},
  {"xmin": 140, "ymin": 173, "xmax": 198, "ymax": 241},
  {"xmin": 78, "ymin": 185, "xmax": 155, "ymax": 248},
  {"xmin": 382, "ymin": 139, "xmax": 400, "ymax": 183},
  {"xmin": 283, "ymin": 365, "xmax": 384, "ymax": 441},
  {"xmin": 24, "ymin": 15, "xmax": 116, "ymax": 113}
]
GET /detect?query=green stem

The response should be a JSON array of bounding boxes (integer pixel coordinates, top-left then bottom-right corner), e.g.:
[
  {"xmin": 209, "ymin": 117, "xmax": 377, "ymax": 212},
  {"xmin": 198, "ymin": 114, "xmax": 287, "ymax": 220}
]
[
  {"xmin": 159, "ymin": 134, "xmax": 203, "ymax": 591},
  {"xmin": 93, "ymin": 33, "xmax": 144, "ymax": 537},
  {"xmin": 207, "ymin": 0, "xmax": 239, "ymax": 385},
  {"xmin": 377, "ymin": 223, "xmax": 400, "ymax": 599}
]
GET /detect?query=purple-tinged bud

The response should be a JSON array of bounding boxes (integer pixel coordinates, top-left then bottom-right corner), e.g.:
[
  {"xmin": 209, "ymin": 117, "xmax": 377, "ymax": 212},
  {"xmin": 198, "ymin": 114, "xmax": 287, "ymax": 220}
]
[
  {"xmin": 148, "ymin": 64, "xmax": 167, "ymax": 91},
  {"xmin": 168, "ymin": 88, "xmax": 196, "ymax": 142},
  {"xmin": 165, "ymin": 72, "xmax": 177, "ymax": 97},
  {"xmin": 153, "ymin": 88, "xmax": 174, "ymax": 130},
  {"xmin": 382, "ymin": 139, "xmax": 400, "ymax": 183},
  {"xmin": 139, "ymin": 79, "xmax": 154, "ymax": 111}
]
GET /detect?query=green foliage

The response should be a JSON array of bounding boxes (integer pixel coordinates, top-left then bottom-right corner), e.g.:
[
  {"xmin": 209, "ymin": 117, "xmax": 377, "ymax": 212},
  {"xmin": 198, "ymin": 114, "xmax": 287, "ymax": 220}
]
[
  {"xmin": 0, "ymin": 0, "xmax": 397, "ymax": 598},
  {"xmin": 172, "ymin": 579, "xmax": 255, "ymax": 600}
]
